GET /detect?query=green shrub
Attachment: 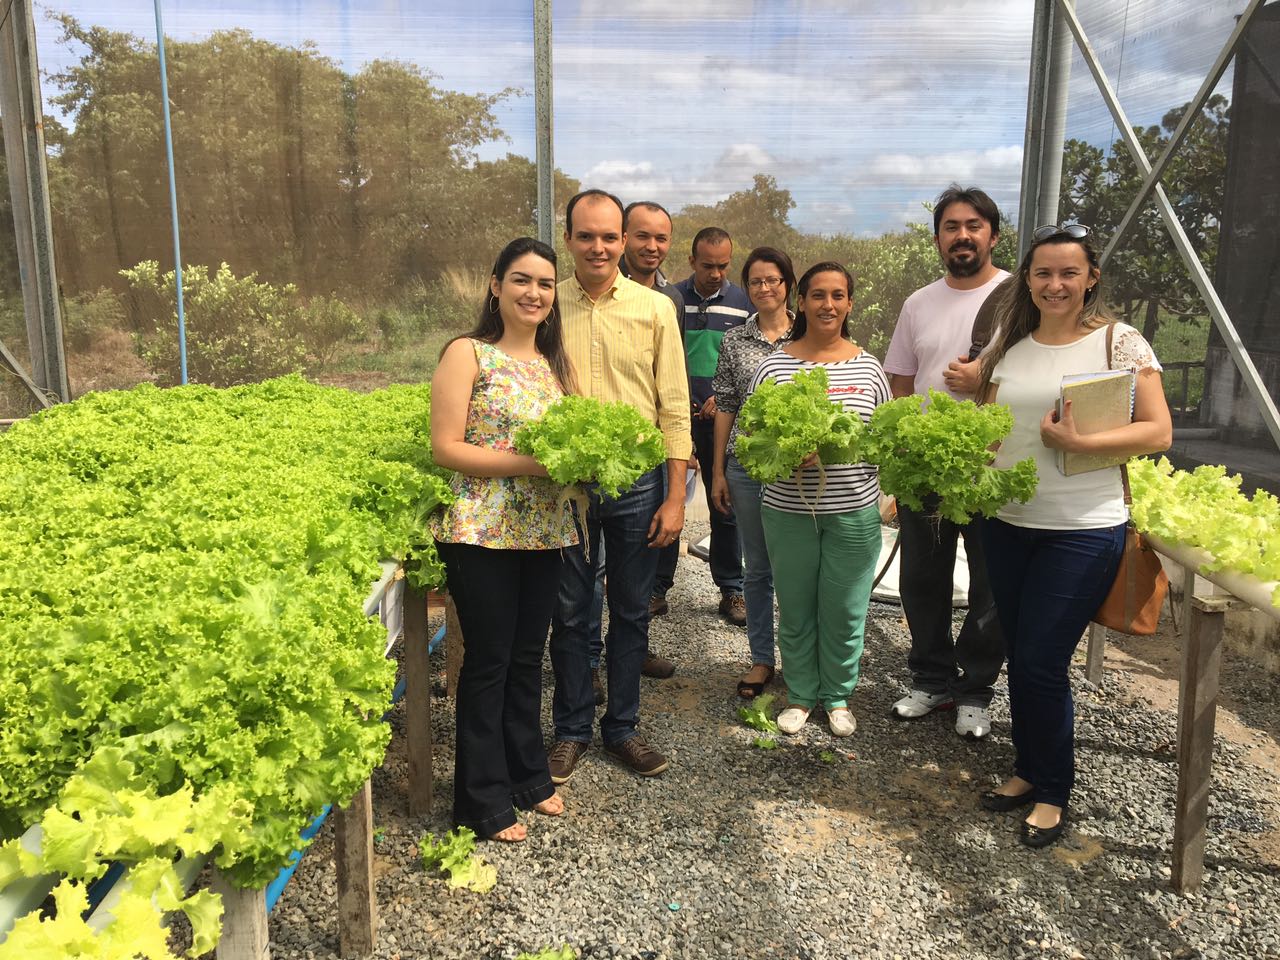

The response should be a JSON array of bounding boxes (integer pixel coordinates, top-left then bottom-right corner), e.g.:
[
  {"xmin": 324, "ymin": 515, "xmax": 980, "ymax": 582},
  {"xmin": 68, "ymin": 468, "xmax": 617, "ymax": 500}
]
[
  {"xmin": 122, "ymin": 261, "xmax": 366, "ymax": 386},
  {"xmin": 299, "ymin": 296, "xmax": 368, "ymax": 366},
  {"xmin": 61, "ymin": 287, "xmax": 127, "ymax": 352}
]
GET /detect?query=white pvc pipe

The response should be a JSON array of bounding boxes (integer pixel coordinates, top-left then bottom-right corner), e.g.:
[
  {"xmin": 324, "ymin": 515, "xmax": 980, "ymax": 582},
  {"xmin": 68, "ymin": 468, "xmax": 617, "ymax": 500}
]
[{"xmin": 1144, "ymin": 532, "xmax": 1280, "ymax": 624}]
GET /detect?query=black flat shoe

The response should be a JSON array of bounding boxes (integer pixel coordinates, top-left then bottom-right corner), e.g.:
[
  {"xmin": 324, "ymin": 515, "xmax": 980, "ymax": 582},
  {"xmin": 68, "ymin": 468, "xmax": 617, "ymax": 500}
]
[
  {"xmin": 1020, "ymin": 809, "xmax": 1068, "ymax": 849},
  {"xmin": 736, "ymin": 665, "xmax": 775, "ymax": 700},
  {"xmin": 980, "ymin": 788, "xmax": 1036, "ymax": 813}
]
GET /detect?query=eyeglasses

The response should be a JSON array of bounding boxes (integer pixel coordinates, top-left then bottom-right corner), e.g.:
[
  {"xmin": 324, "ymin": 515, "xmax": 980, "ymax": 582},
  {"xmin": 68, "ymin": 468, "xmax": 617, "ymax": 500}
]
[
  {"xmin": 1032, "ymin": 223, "xmax": 1092, "ymax": 243},
  {"xmin": 747, "ymin": 276, "xmax": 785, "ymax": 290}
]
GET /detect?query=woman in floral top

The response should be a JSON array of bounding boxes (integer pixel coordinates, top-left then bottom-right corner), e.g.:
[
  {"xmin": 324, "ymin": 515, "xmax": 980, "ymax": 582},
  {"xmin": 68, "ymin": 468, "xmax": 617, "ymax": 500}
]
[
  {"xmin": 431, "ymin": 237, "xmax": 578, "ymax": 842},
  {"xmin": 709, "ymin": 247, "xmax": 795, "ymax": 700}
]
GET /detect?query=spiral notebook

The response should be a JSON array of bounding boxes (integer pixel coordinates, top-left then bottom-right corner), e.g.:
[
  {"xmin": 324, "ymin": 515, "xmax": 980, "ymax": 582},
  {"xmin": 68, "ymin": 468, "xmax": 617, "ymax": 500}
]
[{"xmin": 1057, "ymin": 368, "xmax": 1136, "ymax": 476}]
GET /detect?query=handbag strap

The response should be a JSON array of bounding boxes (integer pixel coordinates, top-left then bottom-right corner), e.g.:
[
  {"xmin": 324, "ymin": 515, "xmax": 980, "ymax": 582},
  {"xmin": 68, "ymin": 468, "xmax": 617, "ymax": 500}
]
[{"xmin": 1105, "ymin": 322, "xmax": 1134, "ymax": 507}]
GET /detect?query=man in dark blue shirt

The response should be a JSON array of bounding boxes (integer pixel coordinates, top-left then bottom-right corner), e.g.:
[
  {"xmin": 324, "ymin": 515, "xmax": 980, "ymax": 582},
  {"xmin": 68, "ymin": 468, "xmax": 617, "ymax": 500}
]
[{"xmin": 659, "ymin": 227, "xmax": 752, "ymax": 626}]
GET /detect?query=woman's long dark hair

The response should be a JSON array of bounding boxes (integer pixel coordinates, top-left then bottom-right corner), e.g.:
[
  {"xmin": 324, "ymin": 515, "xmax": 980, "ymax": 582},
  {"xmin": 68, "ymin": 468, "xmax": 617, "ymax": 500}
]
[
  {"xmin": 443, "ymin": 237, "xmax": 578, "ymax": 395},
  {"xmin": 977, "ymin": 231, "xmax": 1109, "ymax": 401},
  {"xmin": 791, "ymin": 261, "xmax": 854, "ymax": 341}
]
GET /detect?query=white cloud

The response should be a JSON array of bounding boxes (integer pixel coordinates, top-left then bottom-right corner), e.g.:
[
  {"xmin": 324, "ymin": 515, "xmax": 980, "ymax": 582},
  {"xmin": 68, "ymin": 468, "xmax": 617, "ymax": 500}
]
[
  {"xmin": 862, "ymin": 146, "xmax": 1024, "ymax": 190},
  {"xmin": 583, "ymin": 143, "xmax": 800, "ymax": 210}
]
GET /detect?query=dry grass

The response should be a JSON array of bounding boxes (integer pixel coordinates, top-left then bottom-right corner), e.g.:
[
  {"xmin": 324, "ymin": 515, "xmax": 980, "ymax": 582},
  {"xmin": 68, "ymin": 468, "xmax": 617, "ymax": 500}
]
[{"xmin": 441, "ymin": 266, "xmax": 489, "ymax": 305}]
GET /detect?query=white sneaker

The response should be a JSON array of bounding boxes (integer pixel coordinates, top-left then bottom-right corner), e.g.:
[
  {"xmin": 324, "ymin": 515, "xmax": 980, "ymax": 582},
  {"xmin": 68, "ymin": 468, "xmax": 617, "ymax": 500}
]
[
  {"xmin": 890, "ymin": 689, "xmax": 954, "ymax": 720},
  {"xmin": 955, "ymin": 705, "xmax": 991, "ymax": 740},
  {"xmin": 827, "ymin": 708, "xmax": 857, "ymax": 738},
  {"xmin": 777, "ymin": 706, "xmax": 810, "ymax": 735}
]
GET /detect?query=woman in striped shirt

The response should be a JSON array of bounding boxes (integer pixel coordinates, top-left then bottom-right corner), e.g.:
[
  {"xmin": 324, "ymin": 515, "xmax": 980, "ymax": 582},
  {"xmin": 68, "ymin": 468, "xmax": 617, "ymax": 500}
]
[{"xmin": 746, "ymin": 262, "xmax": 890, "ymax": 738}]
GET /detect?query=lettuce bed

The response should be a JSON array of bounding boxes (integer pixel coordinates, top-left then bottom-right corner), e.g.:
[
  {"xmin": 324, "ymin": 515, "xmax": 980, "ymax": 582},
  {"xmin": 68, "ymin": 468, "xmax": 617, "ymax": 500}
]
[{"xmin": 0, "ymin": 376, "xmax": 450, "ymax": 886}]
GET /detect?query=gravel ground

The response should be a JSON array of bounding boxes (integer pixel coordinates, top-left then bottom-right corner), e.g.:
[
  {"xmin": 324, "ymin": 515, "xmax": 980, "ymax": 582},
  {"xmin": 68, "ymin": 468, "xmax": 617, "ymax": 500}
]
[{"xmin": 267, "ymin": 519, "xmax": 1280, "ymax": 960}]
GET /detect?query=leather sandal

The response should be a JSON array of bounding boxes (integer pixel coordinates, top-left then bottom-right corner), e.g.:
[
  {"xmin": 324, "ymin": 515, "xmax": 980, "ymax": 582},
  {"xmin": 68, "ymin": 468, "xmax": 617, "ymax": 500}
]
[{"xmin": 736, "ymin": 665, "xmax": 775, "ymax": 699}]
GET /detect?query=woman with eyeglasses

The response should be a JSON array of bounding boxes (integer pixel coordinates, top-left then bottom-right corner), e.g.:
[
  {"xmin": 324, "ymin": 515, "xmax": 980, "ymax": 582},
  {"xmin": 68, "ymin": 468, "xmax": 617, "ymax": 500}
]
[
  {"xmin": 976, "ymin": 224, "xmax": 1171, "ymax": 848},
  {"xmin": 431, "ymin": 237, "xmax": 580, "ymax": 843},
  {"xmin": 742, "ymin": 261, "xmax": 889, "ymax": 738},
  {"xmin": 709, "ymin": 247, "xmax": 796, "ymax": 699}
]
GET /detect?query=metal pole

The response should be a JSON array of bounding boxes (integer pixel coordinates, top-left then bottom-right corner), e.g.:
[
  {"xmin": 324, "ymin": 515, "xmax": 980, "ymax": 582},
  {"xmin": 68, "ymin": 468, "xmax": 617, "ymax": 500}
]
[
  {"xmin": 1101, "ymin": 0, "xmax": 1263, "ymax": 269},
  {"xmin": 1018, "ymin": 0, "xmax": 1071, "ymax": 261},
  {"xmin": 1038, "ymin": 0, "xmax": 1073, "ymax": 230},
  {"xmin": 1018, "ymin": 0, "xmax": 1052, "ymax": 258},
  {"xmin": 0, "ymin": 0, "xmax": 68, "ymax": 403},
  {"xmin": 533, "ymin": 0, "xmax": 554, "ymax": 248},
  {"xmin": 1057, "ymin": 0, "xmax": 1280, "ymax": 451},
  {"xmin": 154, "ymin": 0, "xmax": 188, "ymax": 385}
]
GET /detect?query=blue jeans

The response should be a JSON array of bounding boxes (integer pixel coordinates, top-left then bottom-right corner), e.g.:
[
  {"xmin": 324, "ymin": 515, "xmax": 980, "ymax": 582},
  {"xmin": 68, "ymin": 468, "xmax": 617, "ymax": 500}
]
[
  {"xmin": 982, "ymin": 518, "xmax": 1126, "ymax": 809},
  {"xmin": 550, "ymin": 467, "xmax": 663, "ymax": 746},
  {"xmin": 654, "ymin": 417, "xmax": 743, "ymax": 597},
  {"xmin": 724, "ymin": 455, "xmax": 775, "ymax": 667}
]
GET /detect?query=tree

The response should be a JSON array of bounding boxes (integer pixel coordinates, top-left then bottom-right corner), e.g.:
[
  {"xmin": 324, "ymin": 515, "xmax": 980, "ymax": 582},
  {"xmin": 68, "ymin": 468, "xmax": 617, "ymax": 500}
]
[
  {"xmin": 1058, "ymin": 95, "xmax": 1227, "ymax": 342},
  {"xmin": 672, "ymin": 174, "xmax": 799, "ymax": 268}
]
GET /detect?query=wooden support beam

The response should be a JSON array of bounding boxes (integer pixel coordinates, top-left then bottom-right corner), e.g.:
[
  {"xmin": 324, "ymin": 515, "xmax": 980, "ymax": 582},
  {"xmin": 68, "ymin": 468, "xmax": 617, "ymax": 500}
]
[
  {"xmin": 212, "ymin": 870, "xmax": 269, "ymax": 960},
  {"xmin": 1171, "ymin": 595, "xmax": 1243, "ymax": 893},
  {"xmin": 1085, "ymin": 622, "xmax": 1106, "ymax": 686},
  {"xmin": 445, "ymin": 594, "xmax": 464, "ymax": 701},
  {"xmin": 333, "ymin": 779, "xmax": 377, "ymax": 958},
  {"xmin": 403, "ymin": 582, "xmax": 433, "ymax": 817}
]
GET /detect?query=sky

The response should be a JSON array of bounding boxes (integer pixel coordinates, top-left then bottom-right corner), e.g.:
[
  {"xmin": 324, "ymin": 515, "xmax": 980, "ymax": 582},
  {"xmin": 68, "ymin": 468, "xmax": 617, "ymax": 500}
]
[{"xmin": 33, "ymin": 0, "xmax": 1243, "ymax": 236}]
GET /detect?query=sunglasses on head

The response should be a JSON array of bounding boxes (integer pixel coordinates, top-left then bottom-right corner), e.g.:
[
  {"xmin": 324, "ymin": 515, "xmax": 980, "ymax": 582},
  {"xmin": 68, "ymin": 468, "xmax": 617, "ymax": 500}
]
[{"xmin": 1032, "ymin": 223, "xmax": 1092, "ymax": 243}]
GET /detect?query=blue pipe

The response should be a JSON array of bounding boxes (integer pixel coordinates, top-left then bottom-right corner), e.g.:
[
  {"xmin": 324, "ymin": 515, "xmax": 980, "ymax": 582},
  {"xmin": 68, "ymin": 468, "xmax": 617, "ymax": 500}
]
[
  {"xmin": 270, "ymin": 621, "xmax": 446, "ymax": 910},
  {"xmin": 386, "ymin": 623, "xmax": 446, "ymax": 712},
  {"xmin": 264, "ymin": 806, "xmax": 330, "ymax": 913},
  {"xmin": 153, "ymin": 0, "xmax": 188, "ymax": 385},
  {"xmin": 82, "ymin": 862, "xmax": 127, "ymax": 917}
]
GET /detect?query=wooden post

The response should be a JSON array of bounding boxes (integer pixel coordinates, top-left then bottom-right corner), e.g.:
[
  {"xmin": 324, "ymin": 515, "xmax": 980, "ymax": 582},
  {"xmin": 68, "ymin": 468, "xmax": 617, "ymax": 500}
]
[
  {"xmin": 445, "ymin": 594, "xmax": 465, "ymax": 701},
  {"xmin": 333, "ymin": 779, "xmax": 376, "ymax": 958},
  {"xmin": 211, "ymin": 870, "xmax": 269, "ymax": 960},
  {"xmin": 1085, "ymin": 622, "xmax": 1106, "ymax": 686},
  {"xmin": 403, "ymin": 582, "xmax": 433, "ymax": 817},
  {"xmin": 1171, "ymin": 595, "xmax": 1240, "ymax": 893}
]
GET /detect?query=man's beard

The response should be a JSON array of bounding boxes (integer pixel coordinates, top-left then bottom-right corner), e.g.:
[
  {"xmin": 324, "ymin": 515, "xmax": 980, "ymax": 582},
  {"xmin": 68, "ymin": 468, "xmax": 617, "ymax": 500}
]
[
  {"xmin": 946, "ymin": 244, "xmax": 986, "ymax": 278},
  {"xmin": 625, "ymin": 254, "xmax": 658, "ymax": 279}
]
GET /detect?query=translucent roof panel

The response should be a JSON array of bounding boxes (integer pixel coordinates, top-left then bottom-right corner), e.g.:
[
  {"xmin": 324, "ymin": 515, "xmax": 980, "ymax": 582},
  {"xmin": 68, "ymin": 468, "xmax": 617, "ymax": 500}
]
[{"xmin": 552, "ymin": 0, "xmax": 1034, "ymax": 245}]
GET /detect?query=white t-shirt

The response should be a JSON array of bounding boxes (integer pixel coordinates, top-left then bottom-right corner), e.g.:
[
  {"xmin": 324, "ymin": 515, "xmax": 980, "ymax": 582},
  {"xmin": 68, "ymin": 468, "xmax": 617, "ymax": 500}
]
[
  {"xmin": 990, "ymin": 322, "xmax": 1161, "ymax": 530},
  {"xmin": 883, "ymin": 271, "xmax": 1010, "ymax": 403}
]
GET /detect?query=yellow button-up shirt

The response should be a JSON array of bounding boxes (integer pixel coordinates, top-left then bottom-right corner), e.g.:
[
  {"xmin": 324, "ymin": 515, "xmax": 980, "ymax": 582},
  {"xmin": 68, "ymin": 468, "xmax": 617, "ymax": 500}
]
[{"xmin": 559, "ymin": 271, "xmax": 692, "ymax": 460}]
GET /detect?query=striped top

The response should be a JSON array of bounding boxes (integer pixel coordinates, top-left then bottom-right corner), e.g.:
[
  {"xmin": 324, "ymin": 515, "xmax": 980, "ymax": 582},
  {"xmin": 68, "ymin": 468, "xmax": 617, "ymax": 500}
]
[
  {"xmin": 674, "ymin": 277, "xmax": 753, "ymax": 408},
  {"xmin": 746, "ymin": 350, "xmax": 889, "ymax": 515},
  {"xmin": 558, "ymin": 271, "xmax": 692, "ymax": 460}
]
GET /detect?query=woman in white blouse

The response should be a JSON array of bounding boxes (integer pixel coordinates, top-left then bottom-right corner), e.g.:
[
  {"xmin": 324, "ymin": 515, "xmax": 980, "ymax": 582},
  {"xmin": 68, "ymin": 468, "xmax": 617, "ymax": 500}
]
[{"xmin": 976, "ymin": 224, "xmax": 1171, "ymax": 848}]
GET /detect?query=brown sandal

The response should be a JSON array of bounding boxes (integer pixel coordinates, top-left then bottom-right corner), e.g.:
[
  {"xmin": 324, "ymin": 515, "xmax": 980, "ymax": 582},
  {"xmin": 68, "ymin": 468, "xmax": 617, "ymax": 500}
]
[{"xmin": 736, "ymin": 665, "xmax": 775, "ymax": 699}]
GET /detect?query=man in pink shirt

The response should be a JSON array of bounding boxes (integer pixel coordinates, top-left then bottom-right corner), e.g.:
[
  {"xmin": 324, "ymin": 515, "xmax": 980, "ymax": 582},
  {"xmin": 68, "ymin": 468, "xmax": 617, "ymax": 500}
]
[{"xmin": 882, "ymin": 185, "xmax": 1010, "ymax": 740}]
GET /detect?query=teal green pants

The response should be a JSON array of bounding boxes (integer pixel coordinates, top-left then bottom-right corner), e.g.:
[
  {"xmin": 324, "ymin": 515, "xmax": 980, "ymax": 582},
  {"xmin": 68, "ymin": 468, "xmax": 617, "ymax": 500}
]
[{"xmin": 760, "ymin": 504, "xmax": 881, "ymax": 710}]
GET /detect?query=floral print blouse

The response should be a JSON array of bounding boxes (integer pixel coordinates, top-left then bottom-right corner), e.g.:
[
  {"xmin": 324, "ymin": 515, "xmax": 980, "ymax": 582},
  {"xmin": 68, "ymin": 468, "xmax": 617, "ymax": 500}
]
[{"xmin": 430, "ymin": 340, "xmax": 578, "ymax": 550}]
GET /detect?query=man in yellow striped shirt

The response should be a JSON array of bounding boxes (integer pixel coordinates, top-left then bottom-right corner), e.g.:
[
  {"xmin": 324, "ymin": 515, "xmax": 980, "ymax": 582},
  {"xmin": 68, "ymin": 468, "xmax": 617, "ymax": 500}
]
[{"xmin": 547, "ymin": 189, "xmax": 691, "ymax": 784}]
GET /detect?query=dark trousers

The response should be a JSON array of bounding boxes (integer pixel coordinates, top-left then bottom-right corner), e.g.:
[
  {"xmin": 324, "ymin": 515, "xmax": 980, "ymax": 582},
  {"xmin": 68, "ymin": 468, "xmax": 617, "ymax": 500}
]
[
  {"xmin": 982, "ymin": 518, "xmax": 1126, "ymax": 808},
  {"xmin": 436, "ymin": 540, "xmax": 563, "ymax": 835},
  {"xmin": 551, "ymin": 467, "xmax": 663, "ymax": 746},
  {"xmin": 654, "ymin": 416, "xmax": 743, "ymax": 597},
  {"xmin": 897, "ymin": 500, "xmax": 1004, "ymax": 707}
]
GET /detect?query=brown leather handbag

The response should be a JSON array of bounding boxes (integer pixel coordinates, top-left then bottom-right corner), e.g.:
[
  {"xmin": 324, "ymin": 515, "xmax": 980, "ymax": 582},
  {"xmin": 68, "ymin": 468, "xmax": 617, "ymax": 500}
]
[
  {"xmin": 1093, "ymin": 475, "xmax": 1168, "ymax": 635},
  {"xmin": 1092, "ymin": 322, "xmax": 1168, "ymax": 634}
]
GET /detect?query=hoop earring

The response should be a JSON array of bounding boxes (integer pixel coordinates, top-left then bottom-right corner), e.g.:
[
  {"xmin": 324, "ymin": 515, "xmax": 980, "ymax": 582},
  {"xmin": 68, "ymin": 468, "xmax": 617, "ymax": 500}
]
[{"xmin": 487, "ymin": 294, "xmax": 499, "ymax": 315}]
